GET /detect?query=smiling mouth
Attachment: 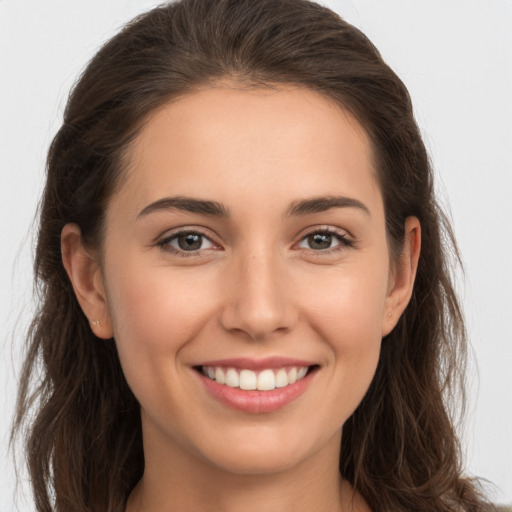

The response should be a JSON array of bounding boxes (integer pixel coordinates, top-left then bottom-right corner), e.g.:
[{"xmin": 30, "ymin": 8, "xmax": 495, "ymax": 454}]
[{"xmin": 195, "ymin": 365, "xmax": 318, "ymax": 391}]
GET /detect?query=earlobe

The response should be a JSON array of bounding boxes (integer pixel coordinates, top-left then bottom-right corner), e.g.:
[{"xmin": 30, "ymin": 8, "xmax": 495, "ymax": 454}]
[
  {"xmin": 61, "ymin": 223, "xmax": 113, "ymax": 339},
  {"xmin": 382, "ymin": 216, "xmax": 421, "ymax": 337}
]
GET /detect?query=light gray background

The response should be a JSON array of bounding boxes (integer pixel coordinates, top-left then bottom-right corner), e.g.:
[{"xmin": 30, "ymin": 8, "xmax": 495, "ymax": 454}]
[{"xmin": 1, "ymin": 1, "xmax": 511, "ymax": 510}]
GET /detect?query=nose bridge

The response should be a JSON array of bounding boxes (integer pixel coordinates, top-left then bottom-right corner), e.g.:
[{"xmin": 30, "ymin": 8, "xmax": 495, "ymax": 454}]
[{"xmin": 220, "ymin": 243, "xmax": 296, "ymax": 340}]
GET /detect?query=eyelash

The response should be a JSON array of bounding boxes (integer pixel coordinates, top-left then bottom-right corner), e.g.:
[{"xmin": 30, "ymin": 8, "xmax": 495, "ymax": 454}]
[
  {"xmin": 156, "ymin": 228, "xmax": 354, "ymax": 257},
  {"xmin": 157, "ymin": 229, "xmax": 219, "ymax": 258},
  {"xmin": 296, "ymin": 228, "xmax": 354, "ymax": 255}
]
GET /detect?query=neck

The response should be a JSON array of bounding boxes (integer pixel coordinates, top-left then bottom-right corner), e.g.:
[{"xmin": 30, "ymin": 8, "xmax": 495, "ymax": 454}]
[{"xmin": 126, "ymin": 426, "xmax": 362, "ymax": 512}]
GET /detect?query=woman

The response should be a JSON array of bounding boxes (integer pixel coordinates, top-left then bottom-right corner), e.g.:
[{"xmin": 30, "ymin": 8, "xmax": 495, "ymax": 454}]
[{"xmin": 11, "ymin": 0, "xmax": 497, "ymax": 511}]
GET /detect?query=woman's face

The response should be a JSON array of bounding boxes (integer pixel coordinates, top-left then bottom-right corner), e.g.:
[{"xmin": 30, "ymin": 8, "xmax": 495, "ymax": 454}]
[{"xmin": 85, "ymin": 85, "xmax": 416, "ymax": 475}]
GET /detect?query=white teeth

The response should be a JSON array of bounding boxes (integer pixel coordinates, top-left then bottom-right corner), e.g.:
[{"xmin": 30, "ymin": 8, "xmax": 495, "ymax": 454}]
[
  {"xmin": 225, "ymin": 368, "xmax": 239, "ymax": 388},
  {"xmin": 202, "ymin": 365, "xmax": 310, "ymax": 390},
  {"xmin": 275, "ymin": 368, "xmax": 288, "ymax": 388},
  {"xmin": 215, "ymin": 367, "xmax": 225, "ymax": 384},
  {"xmin": 297, "ymin": 367, "xmax": 308, "ymax": 379},
  {"xmin": 257, "ymin": 369, "xmax": 275, "ymax": 391},
  {"xmin": 239, "ymin": 369, "xmax": 257, "ymax": 390}
]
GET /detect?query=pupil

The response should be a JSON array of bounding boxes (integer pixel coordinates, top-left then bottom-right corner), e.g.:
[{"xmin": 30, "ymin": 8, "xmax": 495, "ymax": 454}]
[
  {"xmin": 178, "ymin": 233, "xmax": 202, "ymax": 251},
  {"xmin": 309, "ymin": 233, "xmax": 332, "ymax": 250}
]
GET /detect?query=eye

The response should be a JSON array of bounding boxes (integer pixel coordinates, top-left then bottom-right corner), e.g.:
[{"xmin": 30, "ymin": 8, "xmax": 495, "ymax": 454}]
[
  {"xmin": 297, "ymin": 230, "xmax": 352, "ymax": 251},
  {"xmin": 159, "ymin": 231, "xmax": 216, "ymax": 253}
]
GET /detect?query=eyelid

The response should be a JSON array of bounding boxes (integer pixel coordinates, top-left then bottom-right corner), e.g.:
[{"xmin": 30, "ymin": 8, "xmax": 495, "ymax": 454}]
[
  {"xmin": 293, "ymin": 225, "xmax": 354, "ymax": 252},
  {"xmin": 156, "ymin": 227, "xmax": 222, "ymax": 256},
  {"xmin": 154, "ymin": 225, "xmax": 354, "ymax": 257}
]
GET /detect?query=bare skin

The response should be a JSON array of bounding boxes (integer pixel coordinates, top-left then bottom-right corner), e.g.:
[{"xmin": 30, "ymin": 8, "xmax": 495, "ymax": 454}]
[
  {"xmin": 126, "ymin": 431, "xmax": 363, "ymax": 512},
  {"xmin": 62, "ymin": 84, "xmax": 420, "ymax": 512}
]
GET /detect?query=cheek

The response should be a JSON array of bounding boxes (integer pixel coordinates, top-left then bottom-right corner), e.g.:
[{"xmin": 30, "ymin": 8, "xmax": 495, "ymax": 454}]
[
  {"xmin": 103, "ymin": 264, "xmax": 224, "ymax": 437},
  {"xmin": 103, "ymin": 262, "xmax": 218, "ymax": 385},
  {"xmin": 303, "ymin": 260, "xmax": 388, "ymax": 347},
  {"xmin": 301, "ymin": 263, "xmax": 387, "ymax": 413},
  {"xmin": 106, "ymin": 261, "xmax": 213, "ymax": 337},
  {"xmin": 317, "ymin": 282, "xmax": 383, "ymax": 374}
]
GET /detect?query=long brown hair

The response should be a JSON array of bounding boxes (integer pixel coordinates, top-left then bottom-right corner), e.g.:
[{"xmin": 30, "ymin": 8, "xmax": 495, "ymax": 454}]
[{"xmin": 12, "ymin": 0, "xmax": 494, "ymax": 510}]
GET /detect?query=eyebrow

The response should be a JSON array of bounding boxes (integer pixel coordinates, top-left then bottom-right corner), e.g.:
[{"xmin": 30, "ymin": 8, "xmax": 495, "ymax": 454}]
[
  {"xmin": 286, "ymin": 196, "xmax": 370, "ymax": 217},
  {"xmin": 137, "ymin": 196, "xmax": 230, "ymax": 219},
  {"xmin": 136, "ymin": 194, "xmax": 370, "ymax": 220}
]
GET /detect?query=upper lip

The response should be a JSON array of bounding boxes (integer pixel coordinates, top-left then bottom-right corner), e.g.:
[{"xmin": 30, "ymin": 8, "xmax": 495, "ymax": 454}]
[{"xmin": 194, "ymin": 357, "xmax": 316, "ymax": 371}]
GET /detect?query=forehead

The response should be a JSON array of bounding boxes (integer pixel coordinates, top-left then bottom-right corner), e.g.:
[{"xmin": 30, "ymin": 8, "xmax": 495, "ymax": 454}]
[{"xmin": 115, "ymin": 84, "xmax": 381, "ymax": 218}]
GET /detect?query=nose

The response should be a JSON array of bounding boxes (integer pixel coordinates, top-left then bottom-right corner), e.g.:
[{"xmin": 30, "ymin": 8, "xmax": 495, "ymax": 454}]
[{"xmin": 219, "ymin": 249, "xmax": 298, "ymax": 341}]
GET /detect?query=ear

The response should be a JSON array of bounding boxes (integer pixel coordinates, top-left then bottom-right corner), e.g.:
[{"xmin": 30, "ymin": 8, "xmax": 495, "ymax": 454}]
[
  {"xmin": 61, "ymin": 223, "xmax": 113, "ymax": 339},
  {"xmin": 382, "ymin": 216, "xmax": 421, "ymax": 337}
]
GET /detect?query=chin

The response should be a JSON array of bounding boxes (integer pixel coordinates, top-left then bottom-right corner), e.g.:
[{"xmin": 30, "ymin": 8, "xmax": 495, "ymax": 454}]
[
  {"xmin": 191, "ymin": 423, "xmax": 338, "ymax": 477},
  {"xmin": 203, "ymin": 445, "xmax": 307, "ymax": 476}
]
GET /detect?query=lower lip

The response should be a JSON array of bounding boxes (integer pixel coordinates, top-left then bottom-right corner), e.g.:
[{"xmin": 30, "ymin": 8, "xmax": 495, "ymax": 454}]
[{"xmin": 196, "ymin": 369, "xmax": 315, "ymax": 414}]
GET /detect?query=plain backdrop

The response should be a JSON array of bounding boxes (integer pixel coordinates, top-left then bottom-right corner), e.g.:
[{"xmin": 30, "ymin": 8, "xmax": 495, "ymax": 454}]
[{"xmin": 1, "ymin": 1, "xmax": 511, "ymax": 510}]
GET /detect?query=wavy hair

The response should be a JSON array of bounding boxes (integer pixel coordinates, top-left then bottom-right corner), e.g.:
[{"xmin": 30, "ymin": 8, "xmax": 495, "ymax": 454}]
[{"xmin": 12, "ymin": 0, "xmax": 494, "ymax": 510}]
